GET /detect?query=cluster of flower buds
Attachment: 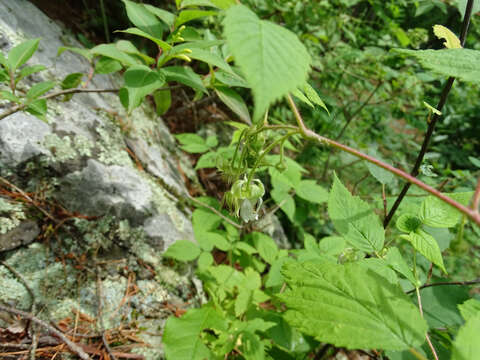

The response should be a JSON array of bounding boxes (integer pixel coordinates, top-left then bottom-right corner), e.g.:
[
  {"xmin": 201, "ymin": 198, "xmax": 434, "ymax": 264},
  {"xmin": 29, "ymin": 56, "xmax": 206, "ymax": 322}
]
[{"xmin": 224, "ymin": 177, "xmax": 265, "ymax": 223}]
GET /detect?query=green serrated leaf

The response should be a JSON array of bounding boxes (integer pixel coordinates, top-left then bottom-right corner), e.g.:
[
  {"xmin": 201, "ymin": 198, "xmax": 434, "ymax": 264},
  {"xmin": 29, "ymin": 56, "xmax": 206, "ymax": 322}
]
[
  {"xmin": 175, "ymin": 10, "xmax": 218, "ymax": 28},
  {"xmin": 252, "ymin": 232, "xmax": 278, "ymax": 265},
  {"xmin": 451, "ymin": 314, "xmax": 480, "ymax": 360},
  {"xmin": 163, "ymin": 240, "xmax": 201, "ymax": 261},
  {"xmin": 215, "ymin": 86, "xmax": 251, "ymax": 124},
  {"xmin": 420, "ymin": 192, "xmax": 473, "ymax": 228},
  {"xmin": 26, "ymin": 81, "xmax": 55, "ymax": 99},
  {"xmin": 385, "ymin": 247, "xmax": 417, "ymax": 285},
  {"xmin": 397, "ymin": 213, "xmax": 422, "ymax": 233},
  {"xmin": 401, "ymin": 229, "xmax": 446, "ymax": 273},
  {"xmin": 295, "ymin": 180, "xmax": 329, "ymax": 204},
  {"xmin": 122, "ymin": 0, "xmax": 164, "ymax": 38},
  {"xmin": 395, "ymin": 48, "xmax": 480, "ymax": 83},
  {"xmin": 241, "ymin": 331, "xmax": 264, "ymax": 360},
  {"xmin": 458, "ymin": 299, "xmax": 480, "ymax": 322},
  {"xmin": 271, "ymin": 188, "xmax": 295, "ymax": 222},
  {"xmin": 318, "ymin": 236, "xmax": 346, "ymax": 256},
  {"xmin": 366, "ymin": 149, "xmax": 395, "ymax": 185},
  {"xmin": 161, "ymin": 66, "xmax": 207, "ymax": 93},
  {"xmin": 328, "ymin": 173, "xmax": 384, "ymax": 253},
  {"xmin": 224, "ymin": 5, "xmax": 311, "ymax": 121},
  {"xmin": 279, "ymin": 261, "xmax": 427, "ymax": 350},
  {"xmin": 303, "ymin": 82, "xmax": 329, "ymax": 114},
  {"xmin": 7, "ymin": 39, "xmax": 40, "ymax": 72},
  {"xmin": 163, "ymin": 304, "xmax": 226, "ymax": 360},
  {"xmin": 457, "ymin": 0, "xmax": 480, "ymax": 20},
  {"xmin": 175, "ymin": 133, "xmax": 210, "ymax": 153}
]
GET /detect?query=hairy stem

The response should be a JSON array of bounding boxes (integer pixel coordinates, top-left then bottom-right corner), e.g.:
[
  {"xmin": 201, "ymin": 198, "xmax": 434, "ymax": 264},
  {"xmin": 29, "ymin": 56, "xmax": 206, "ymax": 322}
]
[
  {"xmin": 471, "ymin": 176, "xmax": 480, "ymax": 211},
  {"xmin": 247, "ymin": 131, "xmax": 299, "ymax": 187},
  {"xmin": 383, "ymin": 0, "xmax": 475, "ymax": 227},
  {"xmin": 286, "ymin": 95, "xmax": 480, "ymax": 226}
]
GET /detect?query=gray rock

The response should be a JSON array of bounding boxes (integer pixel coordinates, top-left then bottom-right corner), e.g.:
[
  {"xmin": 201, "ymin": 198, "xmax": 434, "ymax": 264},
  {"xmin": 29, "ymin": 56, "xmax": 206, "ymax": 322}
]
[
  {"xmin": 56, "ymin": 159, "xmax": 154, "ymax": 224},
  {"xmin": 126, "ymin": 137, "xmax": 187, "ymax": 197},
  {"xmin": 0, "ymin": 113, "xmax": 51, "ymax": 167},
  {"xmin": 0, "ymin": 1, "xmax": 203, "ymax": 358},
  {"xmin": 144, "ymin": 213, "xmax": 194, "ymax": 250},
  {"xmin": 0, "ymin": 220, "xmax": 40, "ymax": 252}
]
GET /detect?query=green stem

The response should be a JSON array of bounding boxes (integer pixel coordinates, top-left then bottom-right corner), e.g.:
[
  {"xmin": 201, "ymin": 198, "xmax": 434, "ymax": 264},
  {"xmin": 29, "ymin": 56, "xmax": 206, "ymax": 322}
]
[
  {"xmin": 231, "ymin": 129, "xmax": 247, "ymax": 169},
  {"xmin": 246, "ymin": 131, "xmax": 299, "ymax": 187},
  {"xmin": 99, "ymin": 0, "xmax": 110, "ymax": 43}
]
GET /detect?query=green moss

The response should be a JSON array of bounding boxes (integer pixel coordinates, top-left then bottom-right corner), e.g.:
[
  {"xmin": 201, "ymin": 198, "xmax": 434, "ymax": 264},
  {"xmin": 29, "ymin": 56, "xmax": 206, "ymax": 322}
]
[
  {"xmin": 0, "ymin": 198, "xmax": 26, "ymax": 234},
  {"xmin": 43, "ymin": 134, "xmax": 79, "ymax": 162}
]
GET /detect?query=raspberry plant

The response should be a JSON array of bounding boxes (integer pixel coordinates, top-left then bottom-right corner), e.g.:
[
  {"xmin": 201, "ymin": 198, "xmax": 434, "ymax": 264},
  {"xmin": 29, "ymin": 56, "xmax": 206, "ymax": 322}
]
[{"xmin": 1, "ymin": 1, "xmax": 480, "ymax": 359}]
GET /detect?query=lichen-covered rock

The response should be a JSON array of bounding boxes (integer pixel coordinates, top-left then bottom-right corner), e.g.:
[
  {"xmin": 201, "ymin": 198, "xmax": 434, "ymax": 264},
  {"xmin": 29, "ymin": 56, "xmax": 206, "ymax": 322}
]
[{"xmin": 0, "ymin": 1, "xmax": 201, "ymax": 358}]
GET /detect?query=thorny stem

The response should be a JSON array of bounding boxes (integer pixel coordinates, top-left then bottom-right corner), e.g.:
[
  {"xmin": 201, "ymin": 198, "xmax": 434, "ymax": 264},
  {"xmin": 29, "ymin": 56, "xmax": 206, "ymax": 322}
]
[
  {"xmin": 383, "ymin": 0, "xmax": 475, "ymax": 228},
  {"xmin": 286, "ymin": 95, "xmax": 480, "ymax": 226}
]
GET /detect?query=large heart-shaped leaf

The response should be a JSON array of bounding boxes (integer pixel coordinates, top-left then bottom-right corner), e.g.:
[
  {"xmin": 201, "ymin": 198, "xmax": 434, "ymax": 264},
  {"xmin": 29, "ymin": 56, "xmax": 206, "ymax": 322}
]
[{"xmin": 223, "ymin": 5, "xmax": 311, "ymax": 121}]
